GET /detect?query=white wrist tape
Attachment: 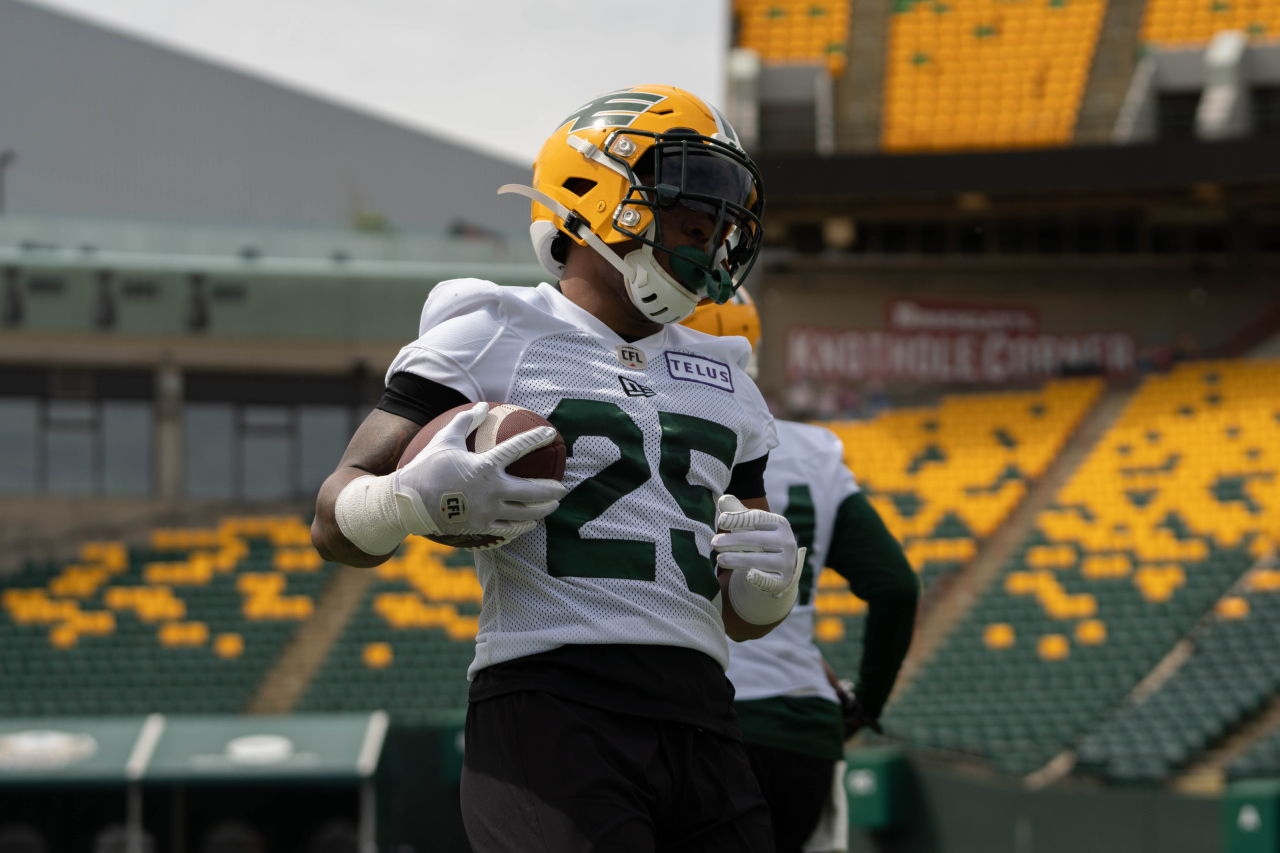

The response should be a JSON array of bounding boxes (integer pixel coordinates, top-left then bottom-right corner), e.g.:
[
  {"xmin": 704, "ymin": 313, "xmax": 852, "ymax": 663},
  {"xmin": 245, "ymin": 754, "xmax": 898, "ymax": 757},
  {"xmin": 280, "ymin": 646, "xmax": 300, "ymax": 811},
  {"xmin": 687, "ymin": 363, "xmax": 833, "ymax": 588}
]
[
  {"xmin": 727, "ymin": 547, "xmax": 805, "ymax": 625},
  {"xmin": 334, "ymin": 474, "xmax": 409, "ymax": 557}
]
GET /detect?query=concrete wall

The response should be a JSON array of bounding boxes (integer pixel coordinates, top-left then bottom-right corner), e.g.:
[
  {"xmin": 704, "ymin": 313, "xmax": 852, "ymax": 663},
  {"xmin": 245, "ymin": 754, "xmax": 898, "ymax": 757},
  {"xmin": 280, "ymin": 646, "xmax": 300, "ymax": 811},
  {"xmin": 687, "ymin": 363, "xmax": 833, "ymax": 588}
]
[{"xmin": 847, "ymin": 757, "xmax": 1221, "ymax": 853}]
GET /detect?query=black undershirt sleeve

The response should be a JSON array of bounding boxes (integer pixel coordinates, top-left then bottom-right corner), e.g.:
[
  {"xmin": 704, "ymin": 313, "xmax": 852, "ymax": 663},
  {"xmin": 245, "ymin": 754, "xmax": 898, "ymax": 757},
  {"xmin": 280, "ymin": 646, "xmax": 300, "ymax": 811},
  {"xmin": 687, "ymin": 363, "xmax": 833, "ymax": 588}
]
[
  {"xmin": 826, "ymin": 492, "xmax": 920, "ymax": 721},
  {"xmin": 376, "ymin": 371, "xmax": 471, "ymax": 426},
  {"xmin": 727, "ymin": 454, "xmax": 768, "ymax": 501}
]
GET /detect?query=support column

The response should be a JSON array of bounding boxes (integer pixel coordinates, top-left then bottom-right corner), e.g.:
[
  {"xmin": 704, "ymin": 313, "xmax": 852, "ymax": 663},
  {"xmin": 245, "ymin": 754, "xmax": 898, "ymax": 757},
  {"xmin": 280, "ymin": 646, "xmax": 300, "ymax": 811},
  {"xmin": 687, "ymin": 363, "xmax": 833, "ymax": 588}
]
[{"xmin": 155, "ymin": 362, "xmax": 183, "ymax": 500}]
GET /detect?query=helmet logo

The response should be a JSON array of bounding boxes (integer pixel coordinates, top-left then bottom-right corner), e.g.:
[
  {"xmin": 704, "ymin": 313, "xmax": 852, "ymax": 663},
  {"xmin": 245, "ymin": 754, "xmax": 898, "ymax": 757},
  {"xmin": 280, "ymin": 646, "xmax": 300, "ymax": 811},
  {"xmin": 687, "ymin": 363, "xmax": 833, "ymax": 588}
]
[{"xmin": 559, "ymin": 91, "xmax": 668, "ymax": 132}]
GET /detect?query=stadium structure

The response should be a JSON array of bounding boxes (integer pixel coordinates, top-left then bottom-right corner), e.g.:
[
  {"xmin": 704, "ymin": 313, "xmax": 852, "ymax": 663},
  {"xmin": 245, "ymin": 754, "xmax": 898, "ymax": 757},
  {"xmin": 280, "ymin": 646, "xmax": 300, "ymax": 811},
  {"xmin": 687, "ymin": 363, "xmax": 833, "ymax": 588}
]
[{"xmin": 1, "ymin": 0, "xmax": 1279, "ymax": 850}]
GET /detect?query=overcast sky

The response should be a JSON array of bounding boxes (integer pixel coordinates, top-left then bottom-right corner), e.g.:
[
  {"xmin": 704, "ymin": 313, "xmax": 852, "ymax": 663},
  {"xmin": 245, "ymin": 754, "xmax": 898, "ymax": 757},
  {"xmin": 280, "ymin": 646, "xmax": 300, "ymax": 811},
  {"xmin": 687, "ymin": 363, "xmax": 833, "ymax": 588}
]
[{"xmin": 24, "ymin": 0, "xmax": 730, "ymax": 166}]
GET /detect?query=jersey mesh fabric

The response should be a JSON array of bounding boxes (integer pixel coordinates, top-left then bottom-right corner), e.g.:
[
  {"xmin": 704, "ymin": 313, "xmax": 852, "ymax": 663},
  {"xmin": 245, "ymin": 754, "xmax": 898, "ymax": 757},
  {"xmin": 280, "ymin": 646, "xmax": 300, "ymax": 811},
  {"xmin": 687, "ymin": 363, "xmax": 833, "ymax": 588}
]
[
  {"xmin": 726, "ymin": 420, "xmax": 859, "ymax": 702},
  {"xmin": 388, "ymin": 281, "xmax": 776, "ymax": 680},
  {"xmin": 474, "ymin": 329, "xmax": 760, "ymax": 676}
]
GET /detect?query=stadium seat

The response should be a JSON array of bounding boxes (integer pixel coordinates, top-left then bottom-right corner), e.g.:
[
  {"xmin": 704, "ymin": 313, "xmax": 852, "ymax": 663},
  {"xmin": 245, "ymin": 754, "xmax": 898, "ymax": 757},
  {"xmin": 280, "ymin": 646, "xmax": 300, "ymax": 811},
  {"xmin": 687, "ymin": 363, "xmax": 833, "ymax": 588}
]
[
  {"xmin": 298, "ymin": 537, "xmax": 480, "ymax": 721},
  {"xmin": 733, "ymin": 0, "xmax": 851, "ymax": 75},
  {"xmin": 883, "ymin": 0, "xmax": 1106, "ymax": 151},
  {"xmin": 882, "ymin": 359, "xmax": 1280, "ymax": 777},
  {"xmin": 0, "ymin": 516, "xmax": 333, "ymax": 716},
  {"xmin": 814, "ymin": 377, "xmax": 1103, "ymax": 680},
  {"xmin": 1142, "ymin": 0, "xmax": 1280, "ymax": 46}
]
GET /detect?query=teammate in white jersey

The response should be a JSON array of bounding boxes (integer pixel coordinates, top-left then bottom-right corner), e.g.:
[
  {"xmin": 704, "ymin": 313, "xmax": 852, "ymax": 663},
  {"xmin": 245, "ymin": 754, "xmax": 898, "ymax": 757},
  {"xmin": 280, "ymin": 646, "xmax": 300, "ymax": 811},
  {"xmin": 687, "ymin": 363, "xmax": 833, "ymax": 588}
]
[
  {"xmin": 313, "ymin": 86, "xmax": 805, "ymax": 852},
  {"xmin": 683, "ymin": 293, "xmax": 919, "ymax": 853}
]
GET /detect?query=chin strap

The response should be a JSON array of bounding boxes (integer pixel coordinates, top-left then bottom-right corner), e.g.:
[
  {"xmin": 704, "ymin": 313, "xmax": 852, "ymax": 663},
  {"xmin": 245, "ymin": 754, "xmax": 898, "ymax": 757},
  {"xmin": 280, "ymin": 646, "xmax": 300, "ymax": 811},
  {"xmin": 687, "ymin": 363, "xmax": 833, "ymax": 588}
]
[
  {"xmin": 498, "ymin": 183, "xmax": 702, "ymax": 324},
  {"xmin": 498, "ymin": 184, "xmax": 635, "ymax": 281}
]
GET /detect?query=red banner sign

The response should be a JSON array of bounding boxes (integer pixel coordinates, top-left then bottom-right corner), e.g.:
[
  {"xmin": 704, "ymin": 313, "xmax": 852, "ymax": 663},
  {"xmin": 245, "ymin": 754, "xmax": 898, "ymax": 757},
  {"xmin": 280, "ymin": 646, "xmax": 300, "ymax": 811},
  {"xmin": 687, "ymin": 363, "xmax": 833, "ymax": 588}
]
[{"xmin": 786, "ymin": 327, "xmax": 1136, "ymax": 383}]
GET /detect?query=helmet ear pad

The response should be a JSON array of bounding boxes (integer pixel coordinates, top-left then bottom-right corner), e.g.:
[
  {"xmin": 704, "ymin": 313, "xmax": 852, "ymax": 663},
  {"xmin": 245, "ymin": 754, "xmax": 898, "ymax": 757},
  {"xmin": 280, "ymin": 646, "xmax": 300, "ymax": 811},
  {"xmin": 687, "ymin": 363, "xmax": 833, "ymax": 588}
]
[{"xmin": 530, "ymin": 221, "xmax": 565, "ymax": 281}]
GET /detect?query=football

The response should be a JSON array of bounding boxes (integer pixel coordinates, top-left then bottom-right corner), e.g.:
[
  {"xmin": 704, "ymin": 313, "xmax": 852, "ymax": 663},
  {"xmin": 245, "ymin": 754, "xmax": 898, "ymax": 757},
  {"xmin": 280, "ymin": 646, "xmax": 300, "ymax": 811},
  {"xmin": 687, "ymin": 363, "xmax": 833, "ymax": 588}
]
[{"xmin": 398, "ymin": 403, "xmax": 567, "ymax": 549}]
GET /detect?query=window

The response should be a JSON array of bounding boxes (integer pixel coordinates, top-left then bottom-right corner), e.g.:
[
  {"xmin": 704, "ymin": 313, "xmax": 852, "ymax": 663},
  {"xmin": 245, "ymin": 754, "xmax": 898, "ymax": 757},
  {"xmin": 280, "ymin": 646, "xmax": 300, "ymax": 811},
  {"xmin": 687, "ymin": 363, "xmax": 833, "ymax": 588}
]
[
  {"xmin": 242, "ymin": 405, "xmax": 292, "ymax": 501},
  {"xmin": 103, "ymin": 401, "xmax": 152, "ymax": 496},
  {"xmin": 182, "ymin": 399, "xmax": 357, "ymax": 500},
  {"xmin": 0, "ymin": 398, "xmax": 38, "ymax": 493},
  {"xmin": 299, "ymin": 407, "xmax": 351, "ymax": 496},
  {"xmin": 46, "ymin": 400, "xmax": 95, "ymax": 496},
  {"xmin": 184, "ymin": 403, "xmax": 235, "ymax": 499}
]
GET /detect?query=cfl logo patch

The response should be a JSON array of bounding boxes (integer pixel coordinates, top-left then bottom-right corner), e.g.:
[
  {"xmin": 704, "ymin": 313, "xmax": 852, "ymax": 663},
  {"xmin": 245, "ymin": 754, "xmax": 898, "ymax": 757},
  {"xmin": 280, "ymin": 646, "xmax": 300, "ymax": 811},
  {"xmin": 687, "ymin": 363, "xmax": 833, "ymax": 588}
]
[
  {"xmin": 616, "ymin": 344, "xmax": 647, "ymax": 370},
  {"xmin": 440, "ymin": 493, "xmax": 468, "ymax": 522}
]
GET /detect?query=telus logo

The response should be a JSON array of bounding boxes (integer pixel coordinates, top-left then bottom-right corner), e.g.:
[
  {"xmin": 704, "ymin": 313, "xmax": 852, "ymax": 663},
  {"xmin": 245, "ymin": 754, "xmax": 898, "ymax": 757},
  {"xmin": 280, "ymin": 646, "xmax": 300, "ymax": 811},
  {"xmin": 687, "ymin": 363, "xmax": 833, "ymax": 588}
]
[{"xmin": 664, "ymin": 352, "xmax": 734, "ymax": 393}]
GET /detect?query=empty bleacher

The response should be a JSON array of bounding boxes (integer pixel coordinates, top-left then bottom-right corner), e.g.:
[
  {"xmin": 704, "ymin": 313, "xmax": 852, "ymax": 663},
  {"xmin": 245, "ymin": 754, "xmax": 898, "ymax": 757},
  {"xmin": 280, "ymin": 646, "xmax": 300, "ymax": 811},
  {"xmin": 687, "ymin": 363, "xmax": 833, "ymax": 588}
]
[
  {"xmin": 1232, "ymin": 724, "xmax": 1280, "ymax": 779},
  {"xmin": 1077, "ymin": 567, "xmax": 1280, "ymax": 782},
  {"xmin": 297, "ymin": 536, "xmax": 478, "ymax": 723},
  {"xmin": 0, "ymin": 516, "xmax": 329, "ymax": 716},
  {"xmin": 1142, "ymin": 0, "xmax": 1280, "ymax": 46},
  {"xmin": 883, "ymin": 0, "xmax": 1107, "ymax": 151},
  {"xmin": 813, "ymin": 378, "xmax": 1104, "ymax": 678},
  {"xmin": 883, "ymin": 359, "xmax": 1280, "ymax": 776},
  {"xmin": 734, "ymin": 0, "xmax": 852, "ymax": 75}
]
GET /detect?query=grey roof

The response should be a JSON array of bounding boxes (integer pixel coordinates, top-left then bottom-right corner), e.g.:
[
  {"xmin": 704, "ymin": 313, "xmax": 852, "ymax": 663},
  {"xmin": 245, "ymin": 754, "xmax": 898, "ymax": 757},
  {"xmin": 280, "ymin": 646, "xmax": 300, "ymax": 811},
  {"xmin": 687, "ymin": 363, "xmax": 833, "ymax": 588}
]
[{"xmin": 0, "ymin": 0, "xmax": 533, "ymax": 233}]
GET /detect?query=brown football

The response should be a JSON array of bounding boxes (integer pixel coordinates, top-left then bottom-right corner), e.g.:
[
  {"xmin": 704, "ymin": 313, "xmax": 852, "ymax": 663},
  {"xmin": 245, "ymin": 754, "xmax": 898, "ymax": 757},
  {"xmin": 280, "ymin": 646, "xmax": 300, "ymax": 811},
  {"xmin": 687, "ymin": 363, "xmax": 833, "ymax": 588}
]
[{"xmin": 398, "ymin": 403, "xmax": 566, "ymax": 550}]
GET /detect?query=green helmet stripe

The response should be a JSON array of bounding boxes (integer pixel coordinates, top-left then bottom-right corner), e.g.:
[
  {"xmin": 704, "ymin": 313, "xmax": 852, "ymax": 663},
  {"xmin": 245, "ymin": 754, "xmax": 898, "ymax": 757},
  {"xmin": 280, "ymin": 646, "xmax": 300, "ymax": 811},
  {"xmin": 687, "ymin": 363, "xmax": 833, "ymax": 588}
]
[{"xmin": 560, "ymin": 91, "xmax": 667, "ymax": 132}]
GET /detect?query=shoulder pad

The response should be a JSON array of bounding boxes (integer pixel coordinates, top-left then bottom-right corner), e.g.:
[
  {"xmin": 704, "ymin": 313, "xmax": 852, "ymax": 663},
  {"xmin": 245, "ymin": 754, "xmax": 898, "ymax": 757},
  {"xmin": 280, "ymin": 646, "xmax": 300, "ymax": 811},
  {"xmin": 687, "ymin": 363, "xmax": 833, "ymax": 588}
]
[
  {"xmin": 418, "ymin": 279, "xmax": 506, "ymax": 336},
  {"xmin": 779, "ymin": 420, "xmax": 845, "ymax": 459}
]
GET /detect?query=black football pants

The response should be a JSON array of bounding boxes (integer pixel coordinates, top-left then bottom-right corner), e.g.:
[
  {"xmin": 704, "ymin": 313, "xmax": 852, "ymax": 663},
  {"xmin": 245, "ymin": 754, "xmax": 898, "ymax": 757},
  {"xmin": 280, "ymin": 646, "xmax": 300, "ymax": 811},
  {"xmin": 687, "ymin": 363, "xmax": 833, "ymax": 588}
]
[
  {"xmin": 743, "ymin": 742, "xmax": 837, "ymax": 853},
  {"xmin": 461, "ymin": 690, "xmax": 774, "ymax": 852}
]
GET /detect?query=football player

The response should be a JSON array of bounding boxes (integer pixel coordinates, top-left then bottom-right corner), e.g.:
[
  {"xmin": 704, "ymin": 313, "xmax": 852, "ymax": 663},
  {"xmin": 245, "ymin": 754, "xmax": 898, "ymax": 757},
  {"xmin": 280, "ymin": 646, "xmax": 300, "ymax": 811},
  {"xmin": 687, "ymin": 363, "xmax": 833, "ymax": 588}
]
[
  {"xmin": 682, "ymin": 292, "xmax": 919, "ymax": 853},
  {"xmin": 312, "ymin": 85, "xmax": 802, "ymax": 852}
]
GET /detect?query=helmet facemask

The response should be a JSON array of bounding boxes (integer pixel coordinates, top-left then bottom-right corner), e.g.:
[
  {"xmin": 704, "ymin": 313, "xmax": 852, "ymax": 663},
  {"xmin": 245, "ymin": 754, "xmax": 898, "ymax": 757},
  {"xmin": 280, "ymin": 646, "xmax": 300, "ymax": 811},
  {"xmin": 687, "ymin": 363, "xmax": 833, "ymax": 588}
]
[
  {"xmin": 499, "ymin": 85, "xmax": 766, "ymax": 326},
  {"xmin": 606, "ymin": 130, "xmax": 764, "ymax": 323}
]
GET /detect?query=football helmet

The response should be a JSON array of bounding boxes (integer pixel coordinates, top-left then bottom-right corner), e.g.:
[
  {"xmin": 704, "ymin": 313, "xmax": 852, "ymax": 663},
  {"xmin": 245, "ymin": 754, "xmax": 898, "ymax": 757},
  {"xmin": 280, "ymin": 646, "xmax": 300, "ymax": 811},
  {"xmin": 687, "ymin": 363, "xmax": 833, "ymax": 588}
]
[
  {"xmin": 681, "ymin": 288, "xmax": 761, "ymax": 377},
  {"xmin": 499, "ymin": 85, "xmax": 765, "ymax": 324}
]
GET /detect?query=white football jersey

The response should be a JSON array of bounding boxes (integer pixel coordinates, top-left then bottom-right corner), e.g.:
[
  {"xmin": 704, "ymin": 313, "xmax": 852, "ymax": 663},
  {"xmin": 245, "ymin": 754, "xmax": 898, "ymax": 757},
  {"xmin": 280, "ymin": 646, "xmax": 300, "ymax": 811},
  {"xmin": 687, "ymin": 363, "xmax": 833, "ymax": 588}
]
[
  {"xmin": 388, "ymin": 280, "xmax": 777, "ymax": 679},
  {"xmin": 725, "ymin": 419, "xmax": 860, "ymax": 703}
]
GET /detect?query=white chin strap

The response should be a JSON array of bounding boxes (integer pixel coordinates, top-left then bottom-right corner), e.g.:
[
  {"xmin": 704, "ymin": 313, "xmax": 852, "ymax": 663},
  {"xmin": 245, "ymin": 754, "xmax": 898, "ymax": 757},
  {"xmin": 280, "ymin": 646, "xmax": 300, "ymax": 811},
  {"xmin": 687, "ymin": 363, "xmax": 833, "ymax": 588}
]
[{"xmin": 499, "ymin": 183, "xmax": 701, "ymax": 325}]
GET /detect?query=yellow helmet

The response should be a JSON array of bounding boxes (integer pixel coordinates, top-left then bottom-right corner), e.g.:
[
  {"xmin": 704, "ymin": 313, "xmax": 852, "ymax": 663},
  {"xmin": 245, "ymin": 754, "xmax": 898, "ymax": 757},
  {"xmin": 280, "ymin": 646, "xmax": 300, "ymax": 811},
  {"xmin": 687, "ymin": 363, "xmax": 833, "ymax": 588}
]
[
  {"xmin": 680, "ymin": 288, "xmax": 761, "ymax": 348},
  {"xmin": 499, "ymin": 85, "xmax": 765, "ymax": 324}
]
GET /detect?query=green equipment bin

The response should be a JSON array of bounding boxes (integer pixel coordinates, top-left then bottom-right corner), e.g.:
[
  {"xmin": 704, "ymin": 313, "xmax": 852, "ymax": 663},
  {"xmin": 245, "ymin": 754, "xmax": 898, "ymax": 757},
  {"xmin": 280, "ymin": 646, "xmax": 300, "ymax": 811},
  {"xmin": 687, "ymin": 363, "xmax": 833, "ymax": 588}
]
[
  {"xmin": 845, "ymin": 746, "xmax": 908, "ymax": 830},
  {"xmin": 1224, "ymin": 779, "xmax": 1280, "ymax": 853}
]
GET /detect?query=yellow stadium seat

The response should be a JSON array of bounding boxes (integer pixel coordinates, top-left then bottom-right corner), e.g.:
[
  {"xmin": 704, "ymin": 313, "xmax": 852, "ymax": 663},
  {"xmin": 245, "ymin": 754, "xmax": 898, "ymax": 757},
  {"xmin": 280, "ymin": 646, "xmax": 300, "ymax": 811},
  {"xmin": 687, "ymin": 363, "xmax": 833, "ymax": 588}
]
[
  {"xmin": 984, "ymin": 622, "xmax": 1016, "ymax": 649},
  {"xmin": 363, "ymin": 642, "xmax": 394, "ymax": 669}
]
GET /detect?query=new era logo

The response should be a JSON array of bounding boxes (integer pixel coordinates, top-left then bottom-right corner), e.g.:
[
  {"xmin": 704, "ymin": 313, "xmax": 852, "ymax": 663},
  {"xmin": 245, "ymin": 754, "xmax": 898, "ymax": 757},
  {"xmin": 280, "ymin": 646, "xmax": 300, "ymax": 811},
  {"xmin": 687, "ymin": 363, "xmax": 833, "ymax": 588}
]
[{"xmin": 618, "ymin": 376, "xmax": 656, "ymax": 398}]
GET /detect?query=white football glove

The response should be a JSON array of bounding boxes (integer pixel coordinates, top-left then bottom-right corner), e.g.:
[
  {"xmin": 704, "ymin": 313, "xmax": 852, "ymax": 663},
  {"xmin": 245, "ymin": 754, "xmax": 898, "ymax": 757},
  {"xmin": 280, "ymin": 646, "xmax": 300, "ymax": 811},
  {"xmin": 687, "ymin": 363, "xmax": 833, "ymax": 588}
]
[
  {"xmin": 712, "ymin": 494, "xmax": 805, "ymax": 625},
  {"xmin": 336, "ymin": 402, "xmax": 566, "ymax": 556}
]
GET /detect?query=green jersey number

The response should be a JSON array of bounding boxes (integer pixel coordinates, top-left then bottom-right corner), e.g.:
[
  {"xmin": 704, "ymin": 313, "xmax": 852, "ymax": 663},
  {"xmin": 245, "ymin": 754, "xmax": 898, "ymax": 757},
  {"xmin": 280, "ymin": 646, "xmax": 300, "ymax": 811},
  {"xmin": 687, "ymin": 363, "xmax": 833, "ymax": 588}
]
[
  {"xmin": 784, "ymin": 484, "xmax": 818, "ymax": 605},
  {"xmin": 545, "ymin": 400, "xmax": 737, "ymax": 601}
]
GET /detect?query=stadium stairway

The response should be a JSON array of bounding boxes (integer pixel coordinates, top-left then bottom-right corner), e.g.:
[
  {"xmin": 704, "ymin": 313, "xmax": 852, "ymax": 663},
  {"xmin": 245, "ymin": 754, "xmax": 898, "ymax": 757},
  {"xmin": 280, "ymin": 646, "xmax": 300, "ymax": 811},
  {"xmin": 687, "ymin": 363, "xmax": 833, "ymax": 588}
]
[
  {"xmin": 890, "ymin": 384, "xmax": 1135, "ymax": 699},
  {"xmin": 1170, "ymin": 555, "xmax": 1280, "ymax": 793},
  {"xmin": 882, "ymin": 358, "xmax": 1280, "ymax": 779},
  {"xmin": 835, "ymin": 0, "xmax": 892, "ymax": 149},
  {"xmin": 1075, "ymin": 0, "xmax": 1149, "ymax": 143},
  {"xmin": 1177, "ymin": 673, "xmax": 1280, "ymax": 794},
  {"xmin": 246, "ymin": 563, "xmax": 375, "ymax": 714}
]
